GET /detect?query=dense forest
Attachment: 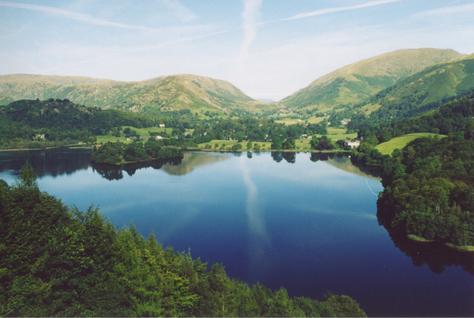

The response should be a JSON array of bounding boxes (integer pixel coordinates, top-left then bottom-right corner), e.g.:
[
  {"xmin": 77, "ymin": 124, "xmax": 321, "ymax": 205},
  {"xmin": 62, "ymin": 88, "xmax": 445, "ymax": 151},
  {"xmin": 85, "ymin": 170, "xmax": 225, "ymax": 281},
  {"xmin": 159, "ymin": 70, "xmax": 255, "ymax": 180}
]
[
  {"xmin": 351, "ymin": 96, "xmax": 474, "ymax": 248},
  {"xmin": 378, "ymin": 137, "xmax": 473, "ymax": 247},
  {"xmin": 0, "ymin": 99, "xmax": 336, "ymax": 152},
  {"xmin": 350, "ymin": 94, "xmax": 474, "ymax": 144},
  {"xmin": 0, "ymin": 99, "xmax": 158, "ymax": 148},
  {"xmin": 0, "ymin": 167, "xmax": 366, "ymax": 317}
]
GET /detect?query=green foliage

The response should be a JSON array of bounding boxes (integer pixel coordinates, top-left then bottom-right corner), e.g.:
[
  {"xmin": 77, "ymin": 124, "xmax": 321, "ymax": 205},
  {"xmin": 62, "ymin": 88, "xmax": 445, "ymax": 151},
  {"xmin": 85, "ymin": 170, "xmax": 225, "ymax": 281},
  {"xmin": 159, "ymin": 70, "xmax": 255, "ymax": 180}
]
[
  {"xmin": 354, "ymin": 136, "xmax": 474, "ymax": 247},
  {"xmin": 379, "ymin": 136, "xmax": 474, "ymax": 246},
  {"xmin": 231, "ymin": 143, "xmax": 242, "ymax": 151},
  {"xmin": 124, "ymin": 142, "xmax": 148, "ymax": 162},
  {"xmin": 352, "ymin": 94, "xmax": 474, "ymax": 144},
  {"xmin": 0, "ymin": 99, "xmax": 159, "ymax": 148},
  {"xmin": 311, "ymin": 135, "xmax": 334, "ymax": 150},
  {"xmin": 18, "ymin": 163, "xmax": 37, "ymax": 188},
  {"xmin": 92, "ymin": 140, "xmax": 183, "ymax": 165},
  {"xmin": 351, "ymin": 95, "xmax": 474, "ymax": 247},
  {"xmin": 0, "ymin": 177, "xmax": 366, "ymax": 317},
  {"xmin": 91, "ymin": 142, "xmax": 124, "ymax": 165}
]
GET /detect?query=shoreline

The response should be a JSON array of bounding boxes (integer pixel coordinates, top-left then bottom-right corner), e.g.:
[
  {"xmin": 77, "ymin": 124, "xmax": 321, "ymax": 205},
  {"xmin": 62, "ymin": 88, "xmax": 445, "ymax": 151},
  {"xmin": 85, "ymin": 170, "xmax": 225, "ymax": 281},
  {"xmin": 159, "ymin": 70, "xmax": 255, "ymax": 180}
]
[
  {"xmin": 407, "ymin": 234, "xmax": 474, "ymax": 253},
  {"xmin": 91, "ymin": 156, "xmax": 182, "ymax": 167},
  {"xmin": 0, "ymin": 144, "xmax": 92, "ymax": 152},
  {"xmin": 187, "ymin": 147, "xmax": 351, "ymax": 154},
  {"xmin": 1, "ymin": 144, "xmax": 351, "ymax": 154}
]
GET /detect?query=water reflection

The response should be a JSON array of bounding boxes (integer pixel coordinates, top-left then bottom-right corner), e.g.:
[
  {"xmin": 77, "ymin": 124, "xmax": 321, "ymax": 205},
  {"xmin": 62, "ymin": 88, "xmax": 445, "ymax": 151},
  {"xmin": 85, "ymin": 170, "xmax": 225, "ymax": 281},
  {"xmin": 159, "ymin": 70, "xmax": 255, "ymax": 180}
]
[
  {"xmin": 162, "ymin": 152, "xmax": 230, "ymax": 175},
  {"xmin": 0, "ymin": 148, "xmax": 472, "ymax": 281},
  {"xmin": 282, "ymin": 152, "xmax": 296, "ymax": 163},
  {"xmin": 386, "ymin": 229, "xmax": 474, "ymax": 275},
  {"xmin": 92, "ymin": 158, "xmax": 182, "ymax": 181},
  {"xmin": 310, "ymin": 152, "xmax": 329, "ymax": 162},
  {"xmin": 0, "ymin": 148, "xmax": 91, "ymax": 178},
  {"xmin": 270, "ymin": 151, "xmax": 296, "ymax": 163}
]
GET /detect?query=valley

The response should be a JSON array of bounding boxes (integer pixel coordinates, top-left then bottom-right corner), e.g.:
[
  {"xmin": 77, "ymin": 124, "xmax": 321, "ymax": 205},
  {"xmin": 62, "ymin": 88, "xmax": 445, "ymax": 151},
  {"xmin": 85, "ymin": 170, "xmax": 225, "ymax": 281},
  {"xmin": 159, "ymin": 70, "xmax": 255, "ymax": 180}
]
[{"xmin": 1, "ymin": 47, "xmax": 473, "ymax": 317}]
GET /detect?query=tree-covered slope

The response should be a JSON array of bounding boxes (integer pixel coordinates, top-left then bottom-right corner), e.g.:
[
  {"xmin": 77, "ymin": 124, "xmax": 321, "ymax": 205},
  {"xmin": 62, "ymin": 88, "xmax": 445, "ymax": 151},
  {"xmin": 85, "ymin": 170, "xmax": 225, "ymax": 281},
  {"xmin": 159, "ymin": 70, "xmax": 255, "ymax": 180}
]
[
  {"xmin": 0, "ymin": 99, "xmax": 156, "ymax": 148},
  {"xmin": 362, "ymin": 58, "xmax": 474, "ymax": 122},
  {"xmin": 281, "ymin": 48, "xmax": 461, "ymax": 112},
  {"xmin": 0, "ymin": 169, "xmax": 366, "ymax": 317},
  {"xmin": 0, "ymin": 74, "xmax": 261, "ymax": 114},
  {"xmin": 351, "ymin": 95, "xmax": 474, "ymax": 250}
]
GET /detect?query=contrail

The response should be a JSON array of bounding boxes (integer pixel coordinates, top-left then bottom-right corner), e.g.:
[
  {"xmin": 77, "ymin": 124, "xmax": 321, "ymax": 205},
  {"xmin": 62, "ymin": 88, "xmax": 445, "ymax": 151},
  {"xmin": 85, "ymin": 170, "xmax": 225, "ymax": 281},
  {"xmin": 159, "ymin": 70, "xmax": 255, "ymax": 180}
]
[
  {"xmin": 240, "ymin": 157, "xmax": 267, "ymax": 238},
  {"xmin": 365, "ymin": 179, "xmax": 379, "ymax": 197}
]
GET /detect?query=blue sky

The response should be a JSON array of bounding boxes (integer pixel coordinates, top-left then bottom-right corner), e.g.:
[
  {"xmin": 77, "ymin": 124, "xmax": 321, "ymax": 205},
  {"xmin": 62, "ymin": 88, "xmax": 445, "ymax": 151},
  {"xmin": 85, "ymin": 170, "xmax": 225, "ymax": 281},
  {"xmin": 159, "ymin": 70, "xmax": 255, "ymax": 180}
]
[{"xmin": 1, "ymin": 0, "xmax": 474, "ymax": 99}]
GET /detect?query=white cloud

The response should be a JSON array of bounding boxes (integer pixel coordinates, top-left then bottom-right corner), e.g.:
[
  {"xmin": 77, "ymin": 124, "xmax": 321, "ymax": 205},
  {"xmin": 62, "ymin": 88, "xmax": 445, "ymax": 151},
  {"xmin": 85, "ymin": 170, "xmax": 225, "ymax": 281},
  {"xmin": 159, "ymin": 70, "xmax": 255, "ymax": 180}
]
[
  {"xmin": 415, "ymin": 2, "xmax": 474, "ymax": 17},
  {"xmin": 160, "ymin": 0, "xmax": 197, "ymax": 22},
  {"xmin": 0, "ymin": 0, "xmax": 183, "ymax": 32},
  {"xmin": 283, "ymin": 0, "xmax": 400, "ymax": 21},
  {"xmin": 240, "ymin": 0, "xmax": 263, "ymax": 62}
]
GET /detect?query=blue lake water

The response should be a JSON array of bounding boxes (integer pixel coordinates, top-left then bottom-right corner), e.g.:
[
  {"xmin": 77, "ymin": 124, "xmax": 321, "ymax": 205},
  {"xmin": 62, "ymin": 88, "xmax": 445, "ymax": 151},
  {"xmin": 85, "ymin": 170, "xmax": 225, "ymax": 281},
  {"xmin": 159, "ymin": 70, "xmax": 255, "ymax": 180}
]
[{"xmin": 0, "ymin": 149, "xmax": 473, "ymax": 316}]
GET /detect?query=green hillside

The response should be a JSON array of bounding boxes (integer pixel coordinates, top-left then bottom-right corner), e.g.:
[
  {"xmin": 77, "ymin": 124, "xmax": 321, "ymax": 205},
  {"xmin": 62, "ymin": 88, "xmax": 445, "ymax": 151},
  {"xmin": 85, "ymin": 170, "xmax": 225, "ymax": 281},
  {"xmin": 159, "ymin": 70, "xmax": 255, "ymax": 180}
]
[
  {"xmin": 281, "ymin": 48, "xmax": 461, "ymax": 114},
  {"xmin": 0, "ymin": 99, "xmax": 157, "ymax": 149},
  {"xmin": 364, "ymin": 58, "xmax": 474, "ymax": 122},
  {"xmin": 0, "ymin": 74, "xmax": 261, "ymax": 114},
  {"xmin": 375, "ymin": 133, "xmax": 444, "ymax": 155}
]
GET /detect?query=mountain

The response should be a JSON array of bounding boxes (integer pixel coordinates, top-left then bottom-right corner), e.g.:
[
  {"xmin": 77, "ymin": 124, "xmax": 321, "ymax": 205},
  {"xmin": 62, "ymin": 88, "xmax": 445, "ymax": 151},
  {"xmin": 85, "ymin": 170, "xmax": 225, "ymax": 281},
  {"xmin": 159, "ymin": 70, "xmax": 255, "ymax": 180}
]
[
  {"xmin": 362, "ymin": 57, "xmax": 474, "ymax": 122},
  {"xmin": 281, "ymin": 48, "xmax": 462, "ymax": 113},
  {"xmin": 0, "ymin": 74, "xmax": 260, "ymax": 114}
]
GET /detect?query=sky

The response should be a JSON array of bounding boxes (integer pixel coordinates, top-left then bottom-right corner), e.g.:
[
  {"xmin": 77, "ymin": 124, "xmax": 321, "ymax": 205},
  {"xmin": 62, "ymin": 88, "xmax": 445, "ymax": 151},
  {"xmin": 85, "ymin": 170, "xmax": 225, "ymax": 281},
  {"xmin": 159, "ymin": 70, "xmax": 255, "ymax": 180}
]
[{"xmin": 1, "ymin": 0, "xmax": 474, "ymax": 100}]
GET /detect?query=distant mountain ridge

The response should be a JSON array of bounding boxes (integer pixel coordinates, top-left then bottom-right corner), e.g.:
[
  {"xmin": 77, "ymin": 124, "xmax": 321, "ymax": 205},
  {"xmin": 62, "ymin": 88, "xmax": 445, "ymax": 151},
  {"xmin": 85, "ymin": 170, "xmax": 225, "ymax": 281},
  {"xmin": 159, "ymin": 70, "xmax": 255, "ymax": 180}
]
[
  {"xmin": 0, "ymin": 74, "xmax": 261, "ymax": 114},
  {"xmin": 281, "ymin": 48, "xmax": 462, "ymax": 113},
  {"xmin": 0, "ymin": 48, "xmax": 470, "ymax": 117}
]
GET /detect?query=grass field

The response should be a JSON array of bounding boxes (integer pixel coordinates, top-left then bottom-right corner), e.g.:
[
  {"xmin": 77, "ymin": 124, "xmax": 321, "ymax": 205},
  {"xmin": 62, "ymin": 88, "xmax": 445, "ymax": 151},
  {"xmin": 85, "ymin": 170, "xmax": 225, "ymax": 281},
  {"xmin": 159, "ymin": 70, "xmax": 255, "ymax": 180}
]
[
  {"xmin": 376, "ymin": 133, "xmax": 444, "ymax": 155},
  {"xmin": 324, "ymin": 127, "xmax": 357, "ymax": 142},
  {"xmin": 197, "ymin": 127, "xmax": 356, "ymax": 151},
  {"xmin": 275, "ymin": 118, "xmax": 305, "ymax": 125},
  {"xmin": 96, "ymin": 126, "xmax": 172, "ymax": 144},
  {"xmin": 275, "ymin": 116, "xmax": 325, "ymax": 125},
  {"xmin": 307, "ymin": 116, "xmax": 325, "ymax": 124}
]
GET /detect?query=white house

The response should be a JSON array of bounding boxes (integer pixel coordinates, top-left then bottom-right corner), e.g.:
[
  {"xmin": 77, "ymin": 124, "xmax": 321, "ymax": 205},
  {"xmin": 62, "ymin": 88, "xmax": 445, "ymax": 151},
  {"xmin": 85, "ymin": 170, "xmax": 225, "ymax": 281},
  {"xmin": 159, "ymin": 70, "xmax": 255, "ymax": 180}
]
[
  {"xmin": 347, "ymin": 140, "xmax": 361, "ymax": 149},
  {"xmin": 34, "ymin": 134, "xmax": 46, "ymax": 141},
  {"xmin": 159, "ymin": 123, "xmax": 166, "ymax": 128}
]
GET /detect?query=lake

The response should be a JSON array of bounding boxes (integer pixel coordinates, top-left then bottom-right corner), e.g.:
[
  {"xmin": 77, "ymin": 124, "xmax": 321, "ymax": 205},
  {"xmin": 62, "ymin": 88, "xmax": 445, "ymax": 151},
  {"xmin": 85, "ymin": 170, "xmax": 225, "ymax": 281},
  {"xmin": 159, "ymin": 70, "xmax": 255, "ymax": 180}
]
[{"xmin": 0, "ymin": 149, "xmax": 473, "ymax": 316}]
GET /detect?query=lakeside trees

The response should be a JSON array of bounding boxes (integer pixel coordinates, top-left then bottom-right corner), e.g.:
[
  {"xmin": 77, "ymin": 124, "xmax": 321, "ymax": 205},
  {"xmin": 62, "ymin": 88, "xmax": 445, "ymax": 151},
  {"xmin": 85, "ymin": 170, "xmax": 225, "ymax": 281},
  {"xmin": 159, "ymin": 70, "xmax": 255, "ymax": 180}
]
[
  {"xmin": 311, "ymin": 136, "xmax": 334, "ymax": 150},
  {"xmin": 376, "ymin": 137, "xmax": 474, "ymax": 247},
  {"xmin": 92, "ymin": 140, "xmax": 183, "ymax": 166},
  {"xmin": 1, "ymin": 99, "xmax": 346, "ymax": 152},
  {"xmin": 0, "ymin": 169, "xmax": 366, "ymax": 317},
  {"xmin": 351, "ymin": 94, "xmax": 474, "ymax": 248}
]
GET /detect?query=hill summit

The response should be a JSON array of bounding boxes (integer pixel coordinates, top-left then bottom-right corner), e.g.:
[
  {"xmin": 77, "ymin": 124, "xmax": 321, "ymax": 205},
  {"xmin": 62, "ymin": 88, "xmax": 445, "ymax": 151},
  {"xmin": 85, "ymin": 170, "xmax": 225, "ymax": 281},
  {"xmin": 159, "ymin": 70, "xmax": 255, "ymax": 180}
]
[
  {"xmin": 281, "ymin": 48, "xmax": 462, "ymax": 113},
  {"xmin": 0, "ymin": 74, "xmax": 261, "ymax": 114}
]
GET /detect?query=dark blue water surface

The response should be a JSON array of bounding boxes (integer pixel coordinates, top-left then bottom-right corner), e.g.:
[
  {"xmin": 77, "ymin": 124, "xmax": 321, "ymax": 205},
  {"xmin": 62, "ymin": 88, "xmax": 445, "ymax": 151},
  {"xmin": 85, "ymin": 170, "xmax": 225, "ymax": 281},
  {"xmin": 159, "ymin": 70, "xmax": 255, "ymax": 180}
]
[{"xmin": 0, "ymin": 149, "xmax": 473, "ymax": 316}]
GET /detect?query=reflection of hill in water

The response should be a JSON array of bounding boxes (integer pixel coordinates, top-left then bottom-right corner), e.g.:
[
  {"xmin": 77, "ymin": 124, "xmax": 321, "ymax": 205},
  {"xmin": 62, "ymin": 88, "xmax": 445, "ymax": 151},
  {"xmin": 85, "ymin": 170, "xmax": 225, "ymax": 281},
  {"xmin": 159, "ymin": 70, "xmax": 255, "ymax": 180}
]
[
  {"xmin": 0, "ymin": 148, "xmax": 91, "ymax": 178},
  {"xmin": 386, "ymin": 229, "xmax": 474, "ymax": 276},
  {"xmin": 91, "ymin": 152, "xmax": 231, "ymax": 180},
  {"xmin": 325, "ymin": 155, "xmax": 380, "ymax": 180},
  {"xmin": 161, "ymin": 152, "xmax": 230, "ymax": 176}
]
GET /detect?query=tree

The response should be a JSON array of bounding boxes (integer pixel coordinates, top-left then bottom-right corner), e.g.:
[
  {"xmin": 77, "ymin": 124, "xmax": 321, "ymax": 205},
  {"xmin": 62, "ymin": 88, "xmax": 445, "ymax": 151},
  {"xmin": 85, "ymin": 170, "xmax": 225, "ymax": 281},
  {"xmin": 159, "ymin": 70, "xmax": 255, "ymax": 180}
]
[
  {"xmin": 231, "ymin": 143, "xmax": 242, "ymax": 151},
  {"xmin": 19, "ymin": 163, "xmax": 37, "ymax": 188},
  {"xmin": 0, "ymin": 179, "xmax": 367, "ymax": 317},
  {"xmin": 283, "ymin": 138, "xmax": 295, "ymax": 149},
  {"xmin": 124, "ymin": 142, "xmax": 148, "ymax": 162},
  {"xmin": 311, "ymin": 136, "xmax": 334, "ymax": 150}
]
